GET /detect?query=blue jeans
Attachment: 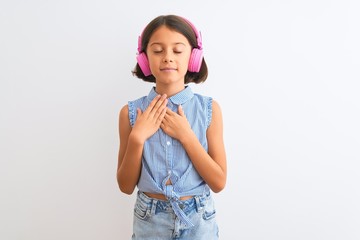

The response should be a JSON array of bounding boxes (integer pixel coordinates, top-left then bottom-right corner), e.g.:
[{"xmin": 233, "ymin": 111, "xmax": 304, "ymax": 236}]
[{"xmin": 132, "ymin": 191, "xmax": 219, "ymax": 240}]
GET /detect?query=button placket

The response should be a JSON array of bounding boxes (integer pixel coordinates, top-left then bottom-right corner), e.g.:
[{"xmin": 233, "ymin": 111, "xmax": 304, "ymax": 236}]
[
  {"xmin": 165, "ymin": 100, "xmax": 174, "ymax": 179},
  {"xmin": 166, "ymin": 135, "xmax": 173, "ymax": 176}
]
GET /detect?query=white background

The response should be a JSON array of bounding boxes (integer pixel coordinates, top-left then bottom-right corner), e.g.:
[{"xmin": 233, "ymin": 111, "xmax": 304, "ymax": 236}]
[{"xmin": 1, "ymin": 0, "xmax": 359, "ymax": 239}]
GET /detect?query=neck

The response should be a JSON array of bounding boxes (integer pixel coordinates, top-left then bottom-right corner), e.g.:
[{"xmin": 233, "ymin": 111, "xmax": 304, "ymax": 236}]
[{"xmin": 155, "ymin": 84, "xmax": 185, "ymax": 97}]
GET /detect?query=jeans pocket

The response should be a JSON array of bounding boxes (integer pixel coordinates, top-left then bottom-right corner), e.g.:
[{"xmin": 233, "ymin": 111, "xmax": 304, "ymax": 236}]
[
  {"xmin": 202, "ymin": 197, "xmax": 217, "ymax": 220},
  {"xmin": 134, "ymin": 198, "xmax": 151, "ymax": 220}
]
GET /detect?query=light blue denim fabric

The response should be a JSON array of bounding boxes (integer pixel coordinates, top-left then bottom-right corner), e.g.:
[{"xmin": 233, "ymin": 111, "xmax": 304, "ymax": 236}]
[
  {"xmin": 132, "ymin": 191, "xmax": 219, "ymax": 240},
  {"xmin": 128, "ymin": 86, "xmax": 213, "ymax": 226}
]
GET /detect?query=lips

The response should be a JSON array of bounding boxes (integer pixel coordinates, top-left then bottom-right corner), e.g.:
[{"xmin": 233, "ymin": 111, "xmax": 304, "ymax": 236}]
[{"xmin": 160, "ymin": 67, "xmax": 177, "ymax": 71}]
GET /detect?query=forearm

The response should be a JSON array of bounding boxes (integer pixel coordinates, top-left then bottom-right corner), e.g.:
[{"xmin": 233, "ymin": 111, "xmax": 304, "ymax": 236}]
[
  {"xmin": 117, "ymin": 134, "xmax": 144, "ymax": 194},
  {"xmin": 180, "ymin": 131, "xmax": 226, "ymax": 193}
]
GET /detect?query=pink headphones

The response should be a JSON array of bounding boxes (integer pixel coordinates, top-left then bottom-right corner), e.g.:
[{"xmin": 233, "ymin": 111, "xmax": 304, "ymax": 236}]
[{"xmin": 136, "ymin": 17, "xmax": 203, "ymax": 76}]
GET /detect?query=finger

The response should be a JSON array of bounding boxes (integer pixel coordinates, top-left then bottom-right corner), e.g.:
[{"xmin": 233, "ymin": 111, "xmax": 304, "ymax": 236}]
[
  {"xmin": 136, "ymin": 108, "xmax": 142, "ymax": 119},
  {"xmin": 178, "ymin": 105, "xmax": 185, "ymax": 117},
  {"xmin": 164, "ymin": 107, "xmax": 172, "ymax": 120},
  {"xmin": 160, "ymin": 122, "xmax": 166, "ymax": 131},
  {"xmin": 144, "ymin": 95, "xmax": 161, "ymax": 115},
  {"xmin": 164, "ymin": 107, "xmax": 175, "ymax": 117},
  {"xmin": 156, "ymin": 105, "xmax": 167, "ymax": 124},
  {"xmin": 151, "ymin": 95, "xmax": 168, "ymax": 118},
  {"xmin": 156, "ymin": 94, "xmax": 168, "ymax": 108}
]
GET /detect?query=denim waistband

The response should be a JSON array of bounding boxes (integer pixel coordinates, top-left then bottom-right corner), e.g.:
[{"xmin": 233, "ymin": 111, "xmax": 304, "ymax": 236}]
[{"xmin": 137, "ymin": 191, "xmax": 210, "ymax": 227}]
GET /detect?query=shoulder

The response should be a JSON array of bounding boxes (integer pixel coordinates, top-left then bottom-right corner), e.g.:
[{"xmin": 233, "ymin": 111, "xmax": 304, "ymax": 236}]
[
  {"xmin": 207, "ymin": 99, "xmax": 224, "ymax": 136},
  {"xmin": 121, "ymin": 95, "xmax": 147, "ymax": 127},
  {"xmin": 192, "ymin": 92, "xmax": 212, "ymax": 107},
  {"xmin": 129, "ymin": 95, "xmax": 148, "ymax": 104},
  {"xmin": 119, "ymin": 104, "xmax": 130, "ymax": 124},
  {"xmin": 193, "ymin": 92, "xmax": 211, "ymax": 99},
  {"xmin": 211, "ymin": 99, "xmax": 222, "ymax": 113},
  {"xmin": 208, "ymin": 98, "xmax": 223, "ymax": 127},
  {"xmin": 191, "ymin": 92, "xmax": 222, "ymax": 127},
  {"xmin": 119, "ymin": 104, "xmax": 129, "ymax": 117}
]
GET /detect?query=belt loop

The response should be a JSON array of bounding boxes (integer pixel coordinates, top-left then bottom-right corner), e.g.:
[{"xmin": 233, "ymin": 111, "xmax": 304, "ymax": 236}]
[
  {"xmin": 150, "ymin": 199, "xmax": 158, "ymax": 216},
  {"xmin": 195, "ymin": 196, "xmax": 202, "ymax": 213}
]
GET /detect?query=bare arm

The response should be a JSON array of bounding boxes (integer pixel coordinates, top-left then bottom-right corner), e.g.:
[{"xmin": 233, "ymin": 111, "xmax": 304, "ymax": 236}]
[
  {"xmin": 116, "ymin": 105, "xmax": 143, "ymax": 194},
  {"xmin": 117, "ymin": 94, "xmax": 168, "ymax": 194},
  {"xmin": 161, "ymin": 100, "xmax": 227, "ymax": 192}
]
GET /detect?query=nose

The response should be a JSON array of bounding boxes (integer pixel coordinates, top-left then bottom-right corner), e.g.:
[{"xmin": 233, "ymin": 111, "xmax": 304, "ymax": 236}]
[{"xmin": 163, "ymin": 51, "xmax": 174, "ymax": 63}]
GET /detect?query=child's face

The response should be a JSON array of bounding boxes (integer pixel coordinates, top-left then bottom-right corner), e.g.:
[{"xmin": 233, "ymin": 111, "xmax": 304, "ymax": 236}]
[{"xmin": 146, "ymin": 26, "xmax": 192, "ymax": 85}]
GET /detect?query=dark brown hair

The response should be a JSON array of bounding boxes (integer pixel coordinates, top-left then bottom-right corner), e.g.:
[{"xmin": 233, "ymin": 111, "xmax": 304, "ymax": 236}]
[{"xmin": 132, "ymin": 15, "xmax": 208, "ymax": 84}]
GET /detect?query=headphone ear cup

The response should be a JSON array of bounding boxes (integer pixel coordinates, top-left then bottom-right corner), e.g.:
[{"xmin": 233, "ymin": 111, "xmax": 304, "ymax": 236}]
[
  {"xmin": 136, "ymin": 52, "xmax": 152, "ymax": 76},
  {"xmin": 188, "ymin": 48, "xmax": 203, "ymax": 72}
]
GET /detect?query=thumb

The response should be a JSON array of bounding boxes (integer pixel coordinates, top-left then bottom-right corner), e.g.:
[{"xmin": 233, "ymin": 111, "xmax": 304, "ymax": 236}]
[
  {"xmin": 178, "ymin": 105, "xmax": 185, "ymax": 116},
  {"xmin": 136, "ymin": 108, "xmax": 142, "ymax": 119}
]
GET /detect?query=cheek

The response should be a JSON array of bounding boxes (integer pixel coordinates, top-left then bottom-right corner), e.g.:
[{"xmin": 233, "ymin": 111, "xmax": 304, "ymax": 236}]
[
  {"xmin": 180, "ymin": 58, "xmax": 190, "ymax": 72},
  {"xmin": 147, "ymin": 56, "xmax": 160, "ymax": 68},
  {"xmin": 180, "ymin": 53, "xmax": 191, "ymax": 69}
]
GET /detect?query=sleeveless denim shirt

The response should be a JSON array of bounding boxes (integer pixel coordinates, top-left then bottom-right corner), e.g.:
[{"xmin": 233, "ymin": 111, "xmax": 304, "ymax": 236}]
[{"xmin": 128, "ymin": 86, "xmax": 212, "ymax": 227}]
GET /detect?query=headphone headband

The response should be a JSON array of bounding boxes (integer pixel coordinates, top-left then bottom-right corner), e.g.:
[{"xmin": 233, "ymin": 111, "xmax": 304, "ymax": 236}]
[{"xmin": 181, "ymin": 17, "xmax": 202, "ymax": 50}]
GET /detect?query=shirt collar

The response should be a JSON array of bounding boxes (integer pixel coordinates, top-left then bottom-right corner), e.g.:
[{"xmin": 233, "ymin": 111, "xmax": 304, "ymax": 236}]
[{"xmin": 147, "ymin": 86, "xmax": 194, "ymax": 105}]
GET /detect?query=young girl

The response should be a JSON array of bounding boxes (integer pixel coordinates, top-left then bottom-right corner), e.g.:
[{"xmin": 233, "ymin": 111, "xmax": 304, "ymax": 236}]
[{"xmin": 117, "ymin": 14, "xmax": 227, "ymax": 240}]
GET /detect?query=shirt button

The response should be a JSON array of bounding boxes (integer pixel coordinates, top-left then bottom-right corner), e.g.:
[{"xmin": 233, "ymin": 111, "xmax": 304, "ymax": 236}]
[{"xmin": 166, "ymin": 141, "xmax": 171, "ymax": 146}]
